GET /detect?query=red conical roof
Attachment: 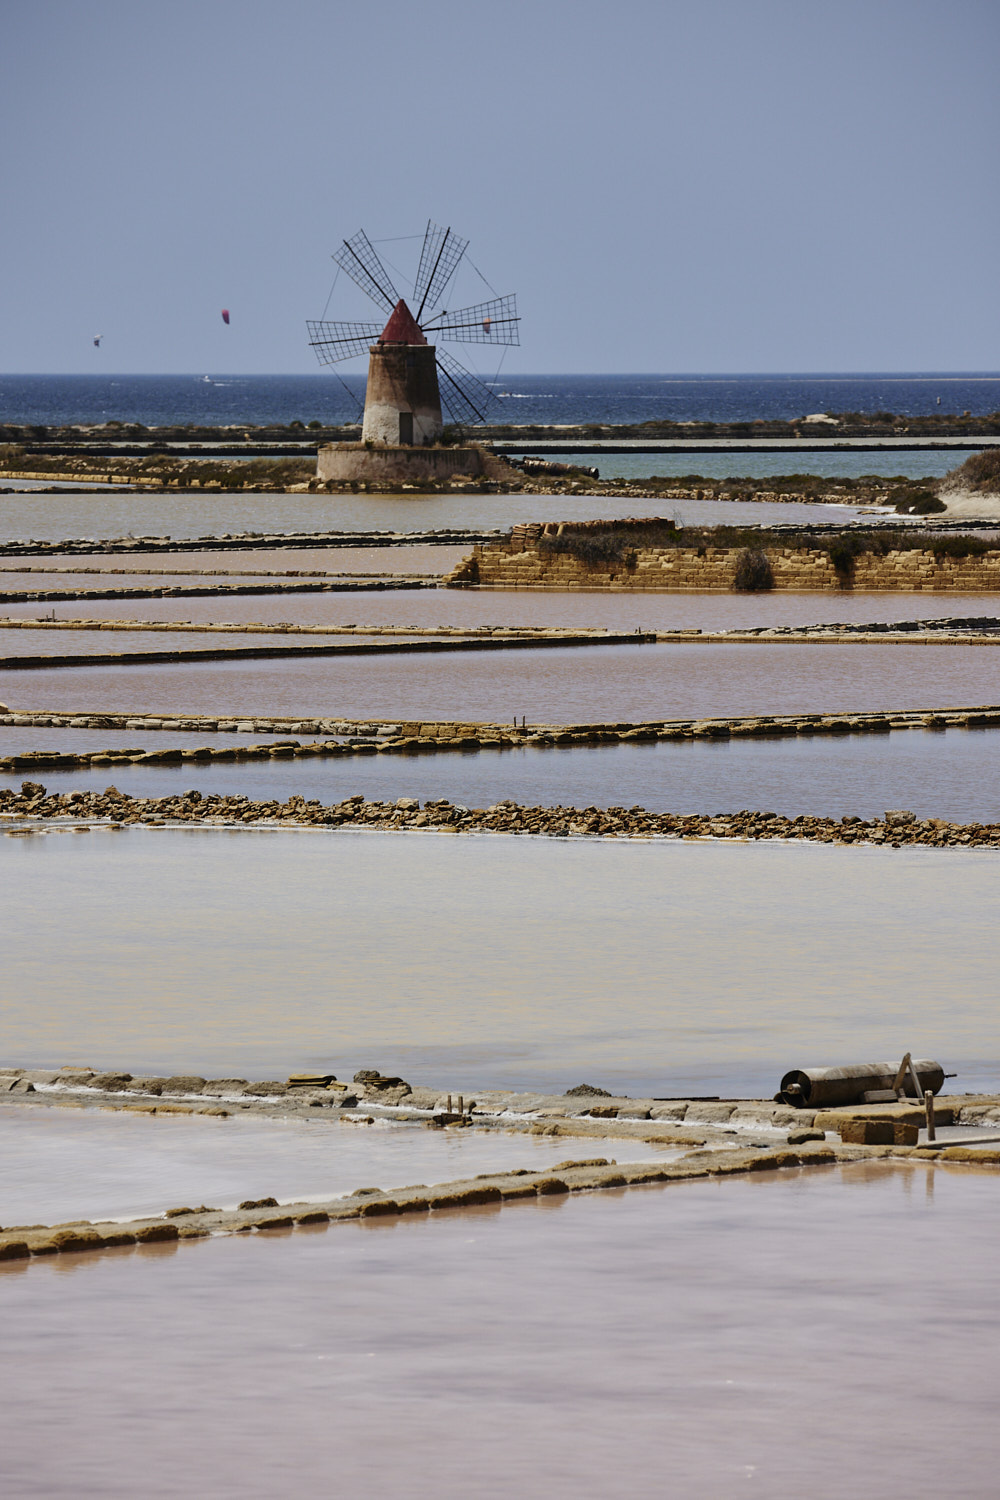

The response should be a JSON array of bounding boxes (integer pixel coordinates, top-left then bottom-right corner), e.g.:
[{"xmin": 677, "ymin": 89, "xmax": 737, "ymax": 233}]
[{"xmin": 379, "ymin": 299, "xmax": 427, "ymax": 345}]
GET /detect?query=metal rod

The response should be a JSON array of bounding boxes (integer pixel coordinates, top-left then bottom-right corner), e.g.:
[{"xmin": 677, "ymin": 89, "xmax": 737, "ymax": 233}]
[
  {"xmin": 415, "ymin": 226, "xmax": 451, "ymax": 324},
  {"xmin": 924, "ymin": 1089, "xmax": 937, "ymax": 1142},
  {"xmin": 343, "ymin": 239, "xmax": 395, "ymax": 310}
]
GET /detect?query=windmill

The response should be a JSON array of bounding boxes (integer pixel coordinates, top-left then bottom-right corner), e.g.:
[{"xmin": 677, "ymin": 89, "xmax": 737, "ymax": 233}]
[{"xmin": 307, "ymin": 222, "xmax": 518, "ymax": 446}]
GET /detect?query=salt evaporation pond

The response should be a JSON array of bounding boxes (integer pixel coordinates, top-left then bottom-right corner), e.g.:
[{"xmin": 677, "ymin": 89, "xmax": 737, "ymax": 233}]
[
  {"xmin": 6, "ymin": 639, "xmax": 1000, "ymax": 724},
  {"xmin": 0, "ymin": 627, "xmax": 392, "ymax": 657},
  {"xmin": 6, "ymin": 720, "xmax": 999, "ymax": 824},
  {"xmin": 0, "ymin": 489, "xmax": 874, "ymax": 542},
  {"xmin": 0, "ymin": 544, "xmax": 465, "ymax": 575},
  {"xmin": 0, "ymin": 1105, "xmax": 671, "ymax": 1225},
  {"xmin": 522, "ymin": 447, "xmax": 979, "ymax": 481},
  {"xmin": 3, "ymin": 830, "xmax": 998, "ymax": 1096},
  {"xmin": 7, "ymin": 585, "xmax": 999, "ymax": 633},
  {"xmin": 3, "ymin": 1163, "xmax": 998, "ymax": 1498}
]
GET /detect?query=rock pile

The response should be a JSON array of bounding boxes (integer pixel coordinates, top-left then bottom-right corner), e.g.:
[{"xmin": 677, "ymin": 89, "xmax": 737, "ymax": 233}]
[{"xmin": 2, "ymin": 783, "xmax": 998, "ymax": 849}]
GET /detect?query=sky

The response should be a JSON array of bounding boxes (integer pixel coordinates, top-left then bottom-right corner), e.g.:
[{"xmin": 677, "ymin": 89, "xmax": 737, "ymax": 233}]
[{"xmin": 3, "ymin": 0, "xmax": 998, "ymax": 375}]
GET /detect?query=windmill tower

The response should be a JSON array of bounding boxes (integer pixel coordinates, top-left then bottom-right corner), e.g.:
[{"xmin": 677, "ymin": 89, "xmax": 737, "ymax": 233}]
[
  {"xmin": 361, "ymin": 297, "xmax": 443, "ymax": 446},
  {"xmin": 308, "ymin": 222, "xmax": 518, "ymax": 481}
]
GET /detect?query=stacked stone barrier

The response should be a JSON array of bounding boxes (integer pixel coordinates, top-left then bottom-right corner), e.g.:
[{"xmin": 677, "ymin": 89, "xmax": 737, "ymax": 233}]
[
  {"xmin": 450, "ymin": 540, "xmax": 1000, "ymax": 591},
  {"xmin": 4, "ymin": 704, "xmax": 1000, "ymax": 777}
]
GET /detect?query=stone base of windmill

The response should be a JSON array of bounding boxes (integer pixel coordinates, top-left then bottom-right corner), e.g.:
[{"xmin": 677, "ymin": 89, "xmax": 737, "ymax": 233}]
[{"xmin": 316, "ymin": 443, "xmax": 486, "ymax": 487}]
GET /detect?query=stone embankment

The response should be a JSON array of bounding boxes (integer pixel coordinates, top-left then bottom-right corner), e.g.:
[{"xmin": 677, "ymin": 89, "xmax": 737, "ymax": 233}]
[
  {"xmin": 0, "ymin": 619, "xmax": 610, "ymax": 637},
  {"xmin": 0, "ymin": 629, "xmax": 650, "ymax": 673},
  {"xmin": 450, "ymin": 534, "xmax": 1000, "ymax": 591},
  {"xmin": 3, "ymin": 784, "xmax": 999, "ymax": 850},
  {"xmin": 9, "ymin": 616, "xmax": 1000, "ymax": 648},
  {"xmin": 3, "ymin": 1064, "xmax": 999, "ymax": 1265},
  {"xmin": 0, "ymin": 528, "xmax": 500, "ymax": 559},
  {"xmin": 4, "ymin": 703, "xmax": 1000, "ymax": 775},
  {"xmin": 0, "ymin": 1154, "xmax": 840, "ymax": 1264},
  {"xmin": 0, "ymin": 579, "xmax": 437, "ymax": 605}
]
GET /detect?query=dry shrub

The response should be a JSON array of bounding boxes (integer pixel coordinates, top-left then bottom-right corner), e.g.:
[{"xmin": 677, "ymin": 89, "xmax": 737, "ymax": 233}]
[{"xmin": 732, "ymin": 547, "xmax": 774, "ymax": 591}]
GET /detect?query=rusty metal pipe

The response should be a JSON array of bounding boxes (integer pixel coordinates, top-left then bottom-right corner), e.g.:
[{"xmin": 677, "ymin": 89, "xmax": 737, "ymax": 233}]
[{"xmin": 778, "ymin": 1060, "xmax": 946, "ymax": 1109}]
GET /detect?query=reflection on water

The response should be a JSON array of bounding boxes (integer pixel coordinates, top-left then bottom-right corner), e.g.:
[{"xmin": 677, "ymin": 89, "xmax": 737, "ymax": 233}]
[
  {"xmin": 6, "ymin": 641, "xmax": 1000, "ymax": 723},
  {"xmin": 0, "ymin": 1105, "xmax": 669, "ymax": 1224},
  {"xmin": 6, "ymin": 722, "xmax": 998, "ymax": 824},
  {"xmin": 3, "ymin": 830, "xmax": 998, "ymax": 1096},
  {"xmin": 3, "ymin": 1166, "xmax": 999, "ymax": 1499}
]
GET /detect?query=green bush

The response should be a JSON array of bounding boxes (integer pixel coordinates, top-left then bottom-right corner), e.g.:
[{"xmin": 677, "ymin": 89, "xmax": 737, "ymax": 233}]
[
  {"xmin": 947, "ymin": 450, "xmax": 1000, "ymax": 493},
  {"xmin": 889, "ymin": 486, "xmax": 946, "ymax": 515},
  {"xmin": 538, "ymin": 519, "xmax": 677, "ymax": 568},
  {"xmin": 929, "ymin": 534, "xmax": 989, "ymax": 560}
]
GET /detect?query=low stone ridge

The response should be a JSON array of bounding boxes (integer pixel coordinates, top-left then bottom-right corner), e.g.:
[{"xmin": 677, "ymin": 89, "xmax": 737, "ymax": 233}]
[
  {"xmin": 3, "ymin": 783, "xmax": 1000, "ymax": 850},
  {"xmin": 3, "ymin": 1068, "xmax": 998, "ymax": 1267},
  {"xmin": 0, "ymin": 629, "xmax": 646, "ymax": 673},
  {"xmin": 0, "ymin": 528, "xmax": 499, "ymax": 559},
  {"xmin": 0, "ymin": 1149, "xmax": 843, "ymax": 1266},
  {"xmin": 4, "ymin": 703, "xmax": 1000, "ymax": 780}
]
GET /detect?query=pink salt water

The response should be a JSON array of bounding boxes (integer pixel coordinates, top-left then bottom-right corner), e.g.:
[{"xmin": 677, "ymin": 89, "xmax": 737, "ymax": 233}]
[
  {"xmin": 0, "ymin": 489, "xmax": 869, "ymax": 541},
  {"xmin": 2, "ymin": 1162, "xmax": 997, "ymax": 1498},
  {"xmin": 5, "ymin": 639, "xmax": 1000, "ymax": 723},
  {"xmin": 6, "ymin": 584, "xmax": 999, "ymax": 632},
  {"xmin": 3, "ymin": 830, "xmax": 999, "ymax": 1096}
]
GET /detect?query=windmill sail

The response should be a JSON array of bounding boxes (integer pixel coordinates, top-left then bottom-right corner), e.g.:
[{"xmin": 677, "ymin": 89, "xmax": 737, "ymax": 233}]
[
  {"xmin": 422, "ymin": 294, "xmax": 519, "ymax": 345},
  {"xmin": 307, "ymin": 320, "xmax": 383, "ymax": 366},
  {"xmin": 333, "ymin": 230, "xmax": 400, "ymax": 314},
  {"xmin": 435, "ymin": 348, "xmax": 497, "ymax": 425},
  {"xmin": 413, "ymin": 221, "xmax": 469, "ymax": 322}
]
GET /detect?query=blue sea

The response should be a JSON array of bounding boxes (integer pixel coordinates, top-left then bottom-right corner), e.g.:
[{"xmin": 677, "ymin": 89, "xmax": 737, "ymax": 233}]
[{"xmin": 2, "ymin": 372, "xmax": 999, "ymax": 429}]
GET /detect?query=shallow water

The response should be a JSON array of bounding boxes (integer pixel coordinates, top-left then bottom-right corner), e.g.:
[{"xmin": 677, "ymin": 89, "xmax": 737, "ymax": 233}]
[
  {"xmin": 6, "ymin": 723, "xmax": 998, "ymax": 824},
  {"xmin": 0, "ymin": 572, "xmax": 342, "ymax": 591},
  {"xmin": 0, "ymin": 627, "xmax": 380, "ymax": 657},
  {"xmin": 530, "ymin": 449, "xmax": 978, "ymax": 481},
  {"xmin": 8, "ymin": 586, "xmax": 1000, "ymax": 633},
  {"xmin": 3, "ymin": 830, "xmax": 997, "ymax": 1095},
  {"xmin": 0, "ymin": 1104, "xmax": 668, "ymax": 1224},
  {"xmin": 0, "ymin": 490, "xmax": 873, "ymax": 542},
  {"xmin": 0, "ymin": 544, "xmax": 467, "ymax": 576},
  {"xmin": 5, "ymin": 640, "xmax": 1000, "ymax": 724},
  {"xmin": 3, "ymin": 1164, "xmax": 999, "ymax": 1499}
]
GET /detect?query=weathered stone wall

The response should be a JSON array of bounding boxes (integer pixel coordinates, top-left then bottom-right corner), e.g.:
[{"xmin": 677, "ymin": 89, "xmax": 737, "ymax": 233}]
[
  {"xmin": 317, "ymin": 443, "xmax": 484, "ymax": 484},
  {"xmin": 450, "ymin": 539, "xmax": 1000, "ymax": 592},
  {"xmin": 360, "ymin": 344, "xmax": 443, "ymax": 447}
]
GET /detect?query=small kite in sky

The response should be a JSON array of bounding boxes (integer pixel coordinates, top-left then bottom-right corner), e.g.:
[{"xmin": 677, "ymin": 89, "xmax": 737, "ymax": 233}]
[
  {"xmin": 93, "ymin": 335, "xmax": 102, "ymax": 347},
  {"xmin": 221, "ymin": 309, "xmax": 230, "ymax": 325}
]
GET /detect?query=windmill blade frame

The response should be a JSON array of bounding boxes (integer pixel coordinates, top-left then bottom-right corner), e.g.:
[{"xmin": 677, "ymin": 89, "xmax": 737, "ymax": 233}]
[
  {"xmin": 435, "ymin": 347, "xmax": 497, "ymax": 426},
  {"xmin": 332, "ymin": 230, "xmax": 400, "ymax": 314},
  {"xmin": 413, "ymin": 221, "xmax": 469, "ymax": 323},
  {"xmin": 422, "ymin": 294, "xmax": 519, "ymax": 346},
  {"xmin": 307, "ymin": 320, "xmax": 383, "ymax": 366}
]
